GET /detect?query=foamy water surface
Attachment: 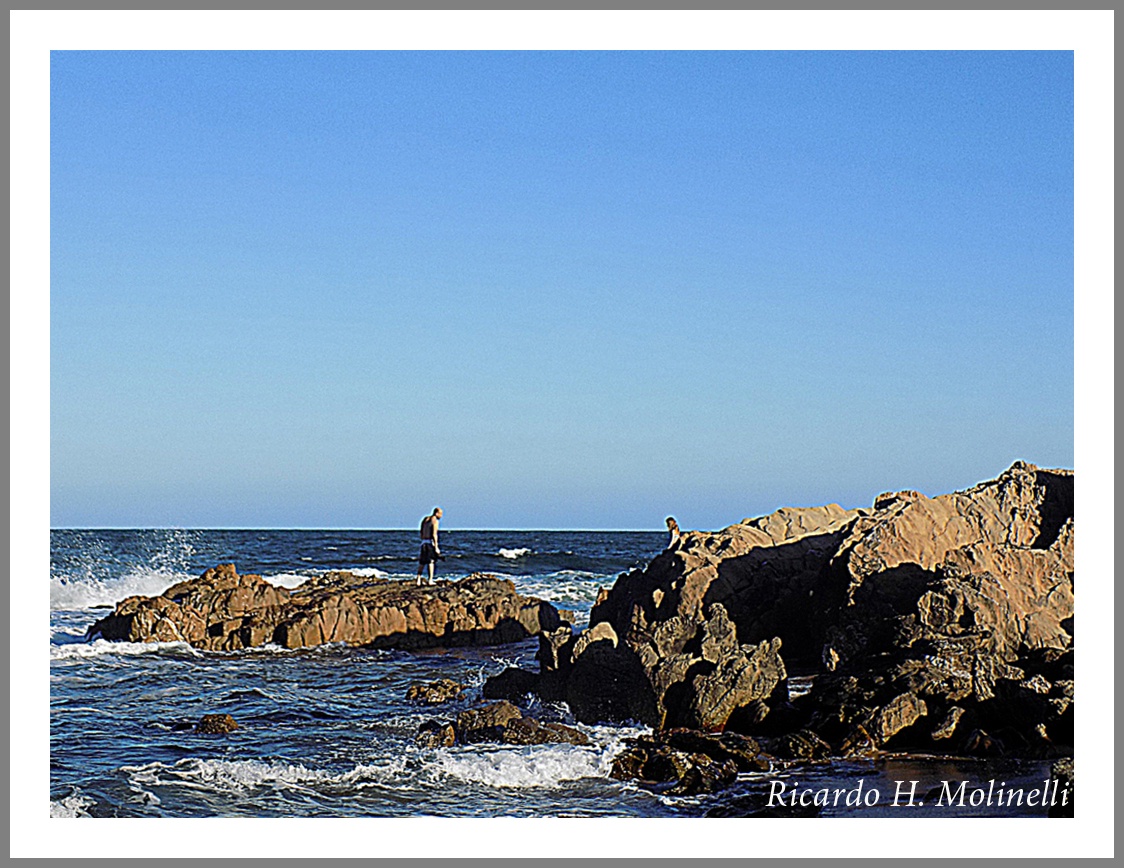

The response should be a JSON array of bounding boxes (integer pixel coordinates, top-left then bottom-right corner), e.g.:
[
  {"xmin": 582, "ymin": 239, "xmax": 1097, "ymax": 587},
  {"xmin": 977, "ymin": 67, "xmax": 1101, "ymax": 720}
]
[{"xmin": 49, "ymin": 529, "xmax": 671, "ymax": 818}]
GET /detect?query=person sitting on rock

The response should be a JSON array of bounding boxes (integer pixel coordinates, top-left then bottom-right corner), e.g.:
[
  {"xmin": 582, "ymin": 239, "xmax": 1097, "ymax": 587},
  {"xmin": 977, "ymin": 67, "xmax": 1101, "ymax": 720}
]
[
  {"xmin": 666, "ymin": 516, "xmax": 680, "ymax": 549},
  {"xmin": 417, "ymin": 507, "xmax": 443, "ymax": 586}
]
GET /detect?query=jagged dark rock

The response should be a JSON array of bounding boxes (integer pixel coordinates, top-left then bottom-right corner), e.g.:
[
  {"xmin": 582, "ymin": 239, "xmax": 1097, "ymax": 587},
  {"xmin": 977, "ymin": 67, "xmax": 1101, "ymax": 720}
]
[
  {"xmin": 660, "ymin": 728, "xmax": 771, "ymax": 772},
  {"xmin": 482, "ymin": 667, "xmax": 541, "ymax": 702},
  {"xmin": 765, "ymin": 728, "xmax": 832, "ymax": 760},
  {"xmin": 608, "ymin": 728, "xmax": 757, "ymax": 796}
]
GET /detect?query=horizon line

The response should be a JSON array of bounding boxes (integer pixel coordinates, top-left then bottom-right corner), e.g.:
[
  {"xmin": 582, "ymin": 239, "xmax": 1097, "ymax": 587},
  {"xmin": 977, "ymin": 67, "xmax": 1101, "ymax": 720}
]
[{"xmin": 50, "ymin": 526, "xmax": 673, "ymax": 533}]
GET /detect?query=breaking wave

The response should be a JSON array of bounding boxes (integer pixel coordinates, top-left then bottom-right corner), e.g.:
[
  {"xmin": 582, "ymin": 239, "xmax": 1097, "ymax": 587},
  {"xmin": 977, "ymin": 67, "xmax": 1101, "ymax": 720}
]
[
  {"xmin": 431, "ymin": 744, "xmax": 603, "ymax": 789},
  {"xmin": 122, "ymin": 756, "xmax": 409, "ymax": 795},
  {"xmin": 511, "ymin": 571, "xmax": 609, "ymax": 607},
  {"xmin": 50, "ymin": 639, "xmax": 202, "ymax": 661},
  {"xmin": 50, "ymin": 566, "xmax": 190, "ymax": 612},
  {"xmin": 261, "ymin": 572, "xmax": 315, "ymax": 589},
  {"xmin": 431, "ymin": 722, "xmax": 645, "ymax": 790}
]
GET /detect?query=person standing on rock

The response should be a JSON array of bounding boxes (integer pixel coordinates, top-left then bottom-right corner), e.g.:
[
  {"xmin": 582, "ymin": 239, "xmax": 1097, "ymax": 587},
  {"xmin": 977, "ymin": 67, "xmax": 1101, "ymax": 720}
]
[{"xmin": 416, "ymin": 507, "xmax": 443, "ymax": 586}]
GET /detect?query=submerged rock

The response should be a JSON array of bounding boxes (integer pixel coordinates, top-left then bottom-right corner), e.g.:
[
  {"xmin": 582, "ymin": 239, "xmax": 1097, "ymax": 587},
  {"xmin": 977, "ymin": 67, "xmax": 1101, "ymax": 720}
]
[
  {"xmin": 415, "ymin": 701, "xmax": 591, "ymax": 748},
  {"xmin": 406, "ymin": 679, "xmax": 466, "ymax": 704},
  {"xmin": 196, "ymin": 714, "xmax": 238, "ymax": 734},
  {"xmin": 89, "ymin": 566, "xmax": 563, "ymax": 653},
  {"xmin": 609, "ymin": 728, "xmax": 753, "ymax": 796},
  {"xmin": 416, "ymin": 720, "xmax": 456, "ymax": 749},
  {"xmin": 455, "ymin": 700, "xmax": 524, "ymax": 744}
]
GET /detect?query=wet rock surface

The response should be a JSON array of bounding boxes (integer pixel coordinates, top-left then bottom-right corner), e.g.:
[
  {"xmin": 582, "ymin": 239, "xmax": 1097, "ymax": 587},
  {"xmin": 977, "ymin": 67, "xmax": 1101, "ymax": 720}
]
[
  {"xmin": 89, "ymin": 565, "xmax": 564, "ymax": 652},
  {"xmin": 406, "ymin": 679, "xmax": 466, "ymax": 704},
  {"xmin": 608, "ymin": 728, "xmax": 768, "ymax": 796},
  {"xmin": 195, "ymin": 713, "xmax": 238, "ymax": 734},
  {"xmin": 415, "ymin": 701, "xmax": 591, "ymax": 748}
]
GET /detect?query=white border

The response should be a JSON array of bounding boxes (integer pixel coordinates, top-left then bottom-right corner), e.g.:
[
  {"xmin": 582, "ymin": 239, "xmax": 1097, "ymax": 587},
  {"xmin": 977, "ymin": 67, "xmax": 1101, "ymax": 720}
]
[{"xmin": 14, "ymin": 9, "xmax": 1113, "ymax": 860}]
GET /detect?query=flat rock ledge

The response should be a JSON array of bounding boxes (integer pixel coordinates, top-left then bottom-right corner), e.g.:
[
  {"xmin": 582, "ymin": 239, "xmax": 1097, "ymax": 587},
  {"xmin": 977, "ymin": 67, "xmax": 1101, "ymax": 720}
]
[{"xmin": 89, "ymin": 566, "xmax": 565, "ymax": 652}]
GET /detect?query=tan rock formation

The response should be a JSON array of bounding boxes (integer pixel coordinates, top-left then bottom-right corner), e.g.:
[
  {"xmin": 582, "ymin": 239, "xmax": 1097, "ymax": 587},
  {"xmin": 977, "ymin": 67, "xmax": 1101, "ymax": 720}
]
[
  {"xmin": 489, "ymin": 461, "xmax": 1074, "ymax": 757},
  {"xmin": 90, "ymin": 566, "xmax": 563, "ymax": 653}
]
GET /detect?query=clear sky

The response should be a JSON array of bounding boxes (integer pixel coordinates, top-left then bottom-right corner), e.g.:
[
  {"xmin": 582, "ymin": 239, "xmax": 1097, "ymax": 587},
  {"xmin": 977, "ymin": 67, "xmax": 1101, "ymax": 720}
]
[{"xmin": 49, "ymin": 50, "xmax": 1074, "ymax": 530}]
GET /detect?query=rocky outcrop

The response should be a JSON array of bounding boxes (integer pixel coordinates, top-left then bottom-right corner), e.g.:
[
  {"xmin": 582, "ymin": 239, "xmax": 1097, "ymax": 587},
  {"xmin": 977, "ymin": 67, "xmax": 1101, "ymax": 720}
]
[
  {"xmin": 93, "ymin": 565, "xmax": 292, "ymax": 649},
  {"xmin": 415, "ymin": 701, "xmax": 591, "ymax": 748},
  {"xmin": 485, "ymin": 603, "xmax": 787, "ymax": 730},
  {"xmin": 610, "ymin": 729, "xmax": 770, "ymax": 796},
  {"xmin": 406, "ymin": 679, "xmax": 466, "ymax": 704},
  {"xmin": 90, "ymin": 565, "xmax": 565, "ymax": 653},
  {"xmin": 486, "ymin": 462, "xmax": 1074, "ymax": 761},
  {"xmin": 591, "ymin": 502, "xmax": 862, "ymax": 669},
  {"xmin": 799, "ymin": 462, "xmax": 1074, "ymax": 758}
]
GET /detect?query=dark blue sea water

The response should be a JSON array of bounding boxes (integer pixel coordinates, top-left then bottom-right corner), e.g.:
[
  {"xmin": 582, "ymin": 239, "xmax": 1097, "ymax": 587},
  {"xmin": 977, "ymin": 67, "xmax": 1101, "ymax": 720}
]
[{"xmin": 50, "ymin": 529, "xmax": 1057, "ymax": 819}]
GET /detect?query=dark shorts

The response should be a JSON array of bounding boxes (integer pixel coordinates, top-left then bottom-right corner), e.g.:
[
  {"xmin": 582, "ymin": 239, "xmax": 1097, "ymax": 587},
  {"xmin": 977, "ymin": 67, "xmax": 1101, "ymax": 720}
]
[{"xmin": 418, "ymin": 542, "xmax": 438, "ymax": 565}]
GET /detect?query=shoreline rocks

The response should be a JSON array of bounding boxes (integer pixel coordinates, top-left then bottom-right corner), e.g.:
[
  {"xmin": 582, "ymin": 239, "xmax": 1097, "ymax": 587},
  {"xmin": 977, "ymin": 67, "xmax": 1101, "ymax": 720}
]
[
  {"xmin": 485, "ymin": 461, "xmax": 1074, "ymax": 765},
  {"xmin": 415, "ymin": 701, "xmax": 591, "ymax": 749},
  {"xmin": 90, "ymin": 566, "xmax": 566, "ymax": 653},
  {"xmin": 406, "ymin": 679, "xmax": 466, "ymax": 705}
]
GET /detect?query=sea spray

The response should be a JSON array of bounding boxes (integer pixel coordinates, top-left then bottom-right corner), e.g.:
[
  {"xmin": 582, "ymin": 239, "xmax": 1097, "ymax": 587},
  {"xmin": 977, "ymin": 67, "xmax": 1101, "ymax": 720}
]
[{"xmin": 431, "ymin": 743, "xmax": 605, "ymax": 790}]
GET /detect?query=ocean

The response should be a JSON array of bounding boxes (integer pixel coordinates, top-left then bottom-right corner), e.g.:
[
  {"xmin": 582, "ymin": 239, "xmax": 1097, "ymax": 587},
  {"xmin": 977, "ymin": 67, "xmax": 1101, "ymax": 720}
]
[{"xmin": 50, "ymin": 528, "xmax": 1058, "ymax": 819}]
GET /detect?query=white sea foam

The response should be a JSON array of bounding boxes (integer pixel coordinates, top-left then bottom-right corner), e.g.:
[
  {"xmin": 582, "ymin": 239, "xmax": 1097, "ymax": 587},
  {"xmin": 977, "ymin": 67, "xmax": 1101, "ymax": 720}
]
[
  {"xmin": 432, "ymin": 744, "xmax": 604, "ymax": 789},
  {"xmin": 124, "ymin": 758, "xmax": 332, "ymax": 793},
  {"xmin": 580, "ymin": 722, "xmax": 653, "ymax": 776},
  {"xmin": 213, "ymin": 641, "xmax": 360, "ymax": 659},
  {"xmin": 340, "ymin": 567, "xmax": 389, "ymax": 579},
  {"xmin": 425, "ymin": 719, "xmax": 649, "ymax": 791},
  {"xmin": 50, "ymin": 638, "xmax": 201, "ymax": 661},
  {"xmin": 51, "ymin": 563, "xmax": 390, "ymax": 614},
  {"xmin": 126, "ymin": 788, "xmax": 162, "ymax": 808},
  {"xmin": 122, "ymin": 756, "xmax": 408, "ymax": 795},
  {"xmin": 498, "ymin": 548, "xmax": 532, "ymax": 559},
  {"xmin": 50, "ymin": 566, "xmax": 191, "ymax": 612},
  {"xmin": 262, "ymin": 572, "xmax": 315, "ymax": 589},
  {"xmin": 513, "ymin": 571, "xmax": 608, "ymax": 606},
  {"xmin": 49, "ymin": 792, "xmax": 95, "ymax": 817},
  {"xmin": 50, "ymin": 624, "xmax": 90, "ymax": 643},
  {"xmin": 271, "ymin": 567, "xmax": 390, "ymax": 584},
  {"xmin": 51, "ymin": 528, "xmax": 201, "ymax": 612}
]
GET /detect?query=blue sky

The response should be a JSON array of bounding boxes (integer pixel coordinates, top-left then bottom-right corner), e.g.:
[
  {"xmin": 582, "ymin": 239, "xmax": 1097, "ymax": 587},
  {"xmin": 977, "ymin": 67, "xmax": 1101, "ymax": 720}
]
[{"xmin": 50, "ymin": 50, "xmax": 1074, "ymax": 530}]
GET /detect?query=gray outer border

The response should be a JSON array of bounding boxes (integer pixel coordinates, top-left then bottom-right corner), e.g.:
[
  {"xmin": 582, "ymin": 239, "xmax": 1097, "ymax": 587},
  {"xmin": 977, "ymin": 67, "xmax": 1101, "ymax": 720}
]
[
  {"xmin": 6, "ymin": 1, "xmax": 1119, "ymax": 10},
  {"xmin": 19, "ymin": 2, "xmax": 1106, "ymax": 865}
]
